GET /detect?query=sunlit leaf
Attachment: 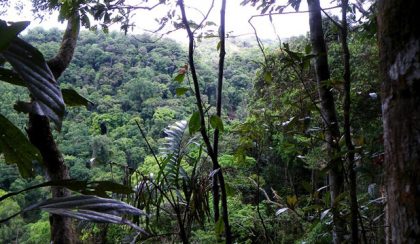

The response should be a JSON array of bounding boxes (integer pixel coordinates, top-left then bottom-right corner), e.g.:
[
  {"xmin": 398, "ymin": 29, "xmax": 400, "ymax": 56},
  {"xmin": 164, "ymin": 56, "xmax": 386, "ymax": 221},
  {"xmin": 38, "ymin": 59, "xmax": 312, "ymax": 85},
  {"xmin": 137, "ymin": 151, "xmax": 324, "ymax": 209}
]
[
  {"xmin": 175, "ymin": 87, "xmax": 189, "ymax": 96},
  {"xmin": 62, "ymin": 88, "xmax": 93, "ymax": 107},
  {"xmin": 188, "ymin": 111, "xmax": 201, "ymax": 134},
  {"xmin": 263, "ymin": 71, "xmax": 272, "ymax": 82},
  {"xmin": 210, "ymin": 115, "xmax": 224, "ymax": 132},
  {"xmin": 174, "ymin": 73, "xmax": 185, "ymax": 83},
  {"xmin": 286, "ymin": 195, "xmax": 298, "ymax": 209},
  {"xmin": 320, "ymin": 208, "xmax": 331, "ymax": 220},
  {"xmin": 214, "ymin": 218, "xmax": 225, "ymax": 237},
  {"xmin": 275, "ymin": 207, "xmax": 289, "ymax": 216}
]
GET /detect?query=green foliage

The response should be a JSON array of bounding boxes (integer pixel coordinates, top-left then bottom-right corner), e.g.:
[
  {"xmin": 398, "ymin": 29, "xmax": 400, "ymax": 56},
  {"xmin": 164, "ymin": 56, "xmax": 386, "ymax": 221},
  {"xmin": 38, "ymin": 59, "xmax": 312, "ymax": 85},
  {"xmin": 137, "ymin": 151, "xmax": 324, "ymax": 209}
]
[
  {"xmin": 1, "ymin": 30, "xmax": 65, "ymax": 129},
  {"xmin": 0, "ymin": 114, "xmax": 42, "ymax": 178},
  {"xmin": 0, "ymin": 189, "xmax": 26, "ymax": 243},
  {"xmin": 19, "ymin": 213, "xmax": 50, "ymax": 244},
  {"xmin": 0, "ymin": 17, "xmax": 383, "ymax": 243},
  {"xmin": 62, "ymin": 88, "xmax": 93, "ymax": 107},
  {"xmin": 189, "ymin": 111, "xmax": 201, "ymax": 134}
]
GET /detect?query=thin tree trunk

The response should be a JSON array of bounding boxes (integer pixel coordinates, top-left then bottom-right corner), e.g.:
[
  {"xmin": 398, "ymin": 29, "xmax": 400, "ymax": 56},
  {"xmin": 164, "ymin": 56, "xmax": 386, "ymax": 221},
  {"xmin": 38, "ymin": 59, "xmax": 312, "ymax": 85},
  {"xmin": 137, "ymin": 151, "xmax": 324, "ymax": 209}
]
[
  {"xmin": 178, "ymin": 1, "xmax": 232, "ymax": 242},
  {"xmin": 339, "ymin": 0, "xmax": 359, "ymax": 242},
  {"xmin": 307, "ymin": 0, "xmax": 344, "ymax": 242},
  {"xmin": 27, "ymin": 12, "xmax": 80, "ymax": 244},
  {"xmin": 377, "ymin": 0, "xmax": 420, "ymax": 243},
  {"xmin": 214, "ymin": 1, "xmax": 232, "ymax": 243}
]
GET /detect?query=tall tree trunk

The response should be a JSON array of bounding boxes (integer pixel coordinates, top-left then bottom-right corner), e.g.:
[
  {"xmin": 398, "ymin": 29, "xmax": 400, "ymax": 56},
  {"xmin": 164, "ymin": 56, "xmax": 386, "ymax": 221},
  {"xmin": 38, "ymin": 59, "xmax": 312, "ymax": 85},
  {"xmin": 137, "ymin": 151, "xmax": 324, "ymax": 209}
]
[
  {"xmin": 307, "ymin": 0, "xmax": 344, "ymax": 242},
  {"xmin": 377, "ymin": 0, "xmax": 420, "ymax": 243},
  {"xmin": 339, "ymin": 0, "xmax": 360, "ymax": 242},
  {"xmin": 27, "ymin": 12, "xmax": 80, "ymax": 244}
]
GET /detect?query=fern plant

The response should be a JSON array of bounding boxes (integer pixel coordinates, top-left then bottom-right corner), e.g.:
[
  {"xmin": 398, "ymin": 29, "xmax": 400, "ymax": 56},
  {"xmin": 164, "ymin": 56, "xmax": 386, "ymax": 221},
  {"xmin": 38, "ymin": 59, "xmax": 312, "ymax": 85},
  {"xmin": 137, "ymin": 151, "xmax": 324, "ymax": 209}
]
[
  {"xmin": 160, "ymin": 120, "xmax": 196, "ymax": 187},
  {"xmin": 134, "ymin": 120, "xmax": 210, "ymax": 242}
]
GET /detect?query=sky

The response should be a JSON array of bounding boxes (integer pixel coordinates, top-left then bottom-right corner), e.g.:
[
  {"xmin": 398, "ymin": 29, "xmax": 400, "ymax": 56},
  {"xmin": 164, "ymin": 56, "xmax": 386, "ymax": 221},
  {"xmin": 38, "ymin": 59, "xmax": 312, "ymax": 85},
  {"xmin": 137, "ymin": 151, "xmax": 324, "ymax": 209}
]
[{"xmin": 0, "ymin": 0, "xmax": 341, "ymax": 43}]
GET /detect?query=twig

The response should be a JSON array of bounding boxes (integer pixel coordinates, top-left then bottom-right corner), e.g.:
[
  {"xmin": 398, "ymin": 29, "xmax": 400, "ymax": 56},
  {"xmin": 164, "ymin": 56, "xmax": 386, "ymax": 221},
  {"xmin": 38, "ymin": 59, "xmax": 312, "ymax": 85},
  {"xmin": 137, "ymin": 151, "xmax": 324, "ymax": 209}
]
[{"xmin": 192, "ymin": 0, "xmax": 215, "ymax": 34}]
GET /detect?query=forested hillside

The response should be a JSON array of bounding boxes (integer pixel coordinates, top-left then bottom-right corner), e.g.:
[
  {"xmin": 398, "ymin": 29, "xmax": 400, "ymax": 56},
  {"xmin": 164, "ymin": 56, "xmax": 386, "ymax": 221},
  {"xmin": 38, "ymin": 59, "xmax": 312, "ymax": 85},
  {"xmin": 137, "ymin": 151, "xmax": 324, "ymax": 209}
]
[
  {"xmin": 1, "ymin": 26, "xmax": 381, "ymax": 244},
  {"xmin": 0, "ymin": 28, "xmax": 264, "ymax": 242},
  {"xmin": 1, "ymin": 0, "xmax": 419, "ymax": 243}
]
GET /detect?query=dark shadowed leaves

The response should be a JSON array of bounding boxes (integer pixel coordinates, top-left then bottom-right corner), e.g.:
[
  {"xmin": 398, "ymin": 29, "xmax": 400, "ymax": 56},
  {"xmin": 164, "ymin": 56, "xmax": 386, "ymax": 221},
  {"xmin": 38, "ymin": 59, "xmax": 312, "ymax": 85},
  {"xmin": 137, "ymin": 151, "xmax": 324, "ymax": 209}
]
[
  {"xmin": 288, "ymin": 0, "xmax": 302, "ymax": 12},
  {"xmin": 1, "ymin": 195, "xmax": 148, "ymax": 234},
  {"xmin": 0, "ymin": 20, "xmax": 29, "ymax": 51},
  {"xmin": 1, "ymin": 37, "xmax": 65, "ymax": 130},
  {"xmin": 0, "ymin": 114, "xmax": 41, "ymax": 178},
  {"xmin": 0, "ymin": 67, "xmax": 26, "ymax": 86},
  {"xmin": 0, "ymin": 179, "xmax": 134, "ymax": 202}
]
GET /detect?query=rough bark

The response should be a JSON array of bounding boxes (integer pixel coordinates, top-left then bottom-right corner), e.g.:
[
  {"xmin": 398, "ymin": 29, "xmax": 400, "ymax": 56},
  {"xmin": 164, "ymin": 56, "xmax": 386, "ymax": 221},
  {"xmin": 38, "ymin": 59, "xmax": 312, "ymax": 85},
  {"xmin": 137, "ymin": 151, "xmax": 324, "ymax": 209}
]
[
  {"xmin": 27, "ymin": 12, "xmax": 80, "ymax": 244},
  {"xmin": 377, "ymin": 0, "xmax": 420, "ymax": 243},
  {"xmin": 307, "ymin": 0, "xmax": 344, "ymax": 242}
]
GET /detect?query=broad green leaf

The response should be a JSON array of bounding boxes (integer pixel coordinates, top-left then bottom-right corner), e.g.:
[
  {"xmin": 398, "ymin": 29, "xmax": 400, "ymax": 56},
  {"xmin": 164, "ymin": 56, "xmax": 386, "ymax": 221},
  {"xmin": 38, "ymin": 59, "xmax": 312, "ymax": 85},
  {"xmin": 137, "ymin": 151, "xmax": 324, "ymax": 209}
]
[
  {"xmin": 0, "ymin": 195, "xmax": 147, "ymax": 234},
  {"xmin": 62, "ymin": 88, "xmax": 93, "ymax": 107},
  {"xmin": 174, "ymin": 73, "xmax": 185, "ymax": 83},
  {"xmin": 210, "ymin": 115, "xmax": 224, "ymax": 132},
  {"xmin": 0, "ymin": 20, "xmax": 30, "ymax": 51},
  {"xmin": 216, "ymin": 41, "xmax": 221, "ymax": 51},
  {"xmin": 286, "ymin": 195, "xmax": 298, "ymax": 209},
  {"xmin": 0, "ymin": 114, "xmax": 41, "ymax": 178},
  {"xmin": 175, "ymin": 87, "xmax": 189, "ymax": 96},
  {"xmin": 188, "ymin": 111, "xmax": 201, "ymax": 134},
  {"xmin": 2, "ymin": 38, "xmax": 65, "ymax": 130},
  {"xmin": 263, "ymin": 71, "xmax": 272, "ymax": 83},
  {"xmin": 214, "ymin": 218, "xmax": 225, "ymax": 238}
]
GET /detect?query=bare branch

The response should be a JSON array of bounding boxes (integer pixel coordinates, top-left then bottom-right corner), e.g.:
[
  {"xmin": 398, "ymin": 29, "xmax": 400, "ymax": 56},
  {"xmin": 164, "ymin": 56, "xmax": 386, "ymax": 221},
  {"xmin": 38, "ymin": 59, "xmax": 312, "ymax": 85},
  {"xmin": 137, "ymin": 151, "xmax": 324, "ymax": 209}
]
[{"xmin": 192, "ymin": 0, "xmax": 215, "ymax": 34}]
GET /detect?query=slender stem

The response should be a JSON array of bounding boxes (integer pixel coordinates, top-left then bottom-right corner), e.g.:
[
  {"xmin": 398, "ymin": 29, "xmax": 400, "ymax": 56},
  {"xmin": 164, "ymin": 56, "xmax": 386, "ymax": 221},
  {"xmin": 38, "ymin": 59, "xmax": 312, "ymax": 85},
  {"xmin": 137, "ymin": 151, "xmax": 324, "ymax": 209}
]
[
  {"xmin": 178, "ymin": 1, "xmax": 231, "ymax": 242},
  {"xmin": 255, "ymin": 144, "xmax": 270, "ymax": 242},
  {"xmin": 178, "ymin": 0, "xmax": 220, "ymax": 226},
  {"xmin": 214, "ymin": 1, "xmax": 232, "ymax": 243},
  {"xmin": 178, "ymin": 0, "xmax": 215, "ymax": 158},
  {"xmin": 339, "ymin": 0, "xmax": 359, "ymax": 242}
]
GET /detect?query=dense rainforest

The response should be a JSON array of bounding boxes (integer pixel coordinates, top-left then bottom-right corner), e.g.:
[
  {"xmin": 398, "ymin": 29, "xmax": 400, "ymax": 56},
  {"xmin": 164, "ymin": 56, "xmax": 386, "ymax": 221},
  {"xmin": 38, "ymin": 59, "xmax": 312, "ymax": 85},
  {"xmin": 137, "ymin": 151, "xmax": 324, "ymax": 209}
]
[{"xmin": 0, "ymin": 0, "xmax": 419, "ymax": 243}]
